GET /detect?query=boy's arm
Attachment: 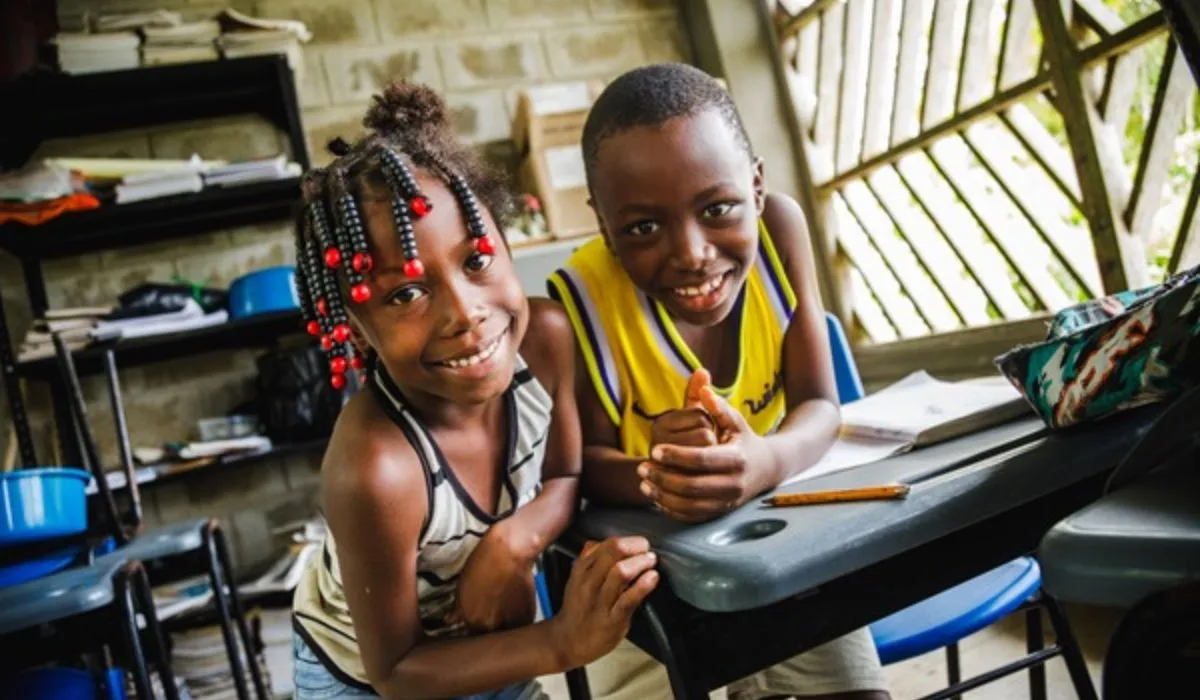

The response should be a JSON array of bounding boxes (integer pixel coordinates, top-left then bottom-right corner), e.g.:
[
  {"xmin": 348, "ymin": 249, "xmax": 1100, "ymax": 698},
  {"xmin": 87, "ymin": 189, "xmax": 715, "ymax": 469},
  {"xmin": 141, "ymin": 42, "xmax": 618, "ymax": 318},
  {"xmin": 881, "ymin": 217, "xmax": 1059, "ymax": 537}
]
[
  {"xmin": 758, "ymin": 192, "xmax": 842, "ymax": 481},
  {"xmin": 577, "ymin": 357, "xmax": 651, "ymax": 506}
]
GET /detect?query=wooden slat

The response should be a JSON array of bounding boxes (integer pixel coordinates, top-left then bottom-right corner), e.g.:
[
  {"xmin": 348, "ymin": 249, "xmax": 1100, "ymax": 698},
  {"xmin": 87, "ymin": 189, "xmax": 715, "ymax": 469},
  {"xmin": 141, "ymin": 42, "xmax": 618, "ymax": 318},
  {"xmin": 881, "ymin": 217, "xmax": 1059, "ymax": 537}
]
[
  {"xmin": 928, "ymin": 138, "xmax": 1074, "ymax": 310},
  {"xmin": 836, "ymin": 0, "xmax": 872, "ymax": 173},
  {"xmin": 1033, "ymin": 0, "xmax": 1144, "ymax": 293},
  {"xmin": 1074, "ymin": 0, "xmax": 1124, "ymax": 35},
  {"xmin": 866, "ymin": 169, "xmax": 993, "ymax": 325},
  {"xmin": 996, "ymin": 0, "xmax": 1038, "ymax": 91},
  {"xmin": 1126, "ymin": 41, "xmax": 1196, "ymax": 239},
  {"xmin": 848, "ymin": 268, "xmax": 900, "ymax": 342},
  {"xmin": 1000, "ymin": 105, "xmax": 1084, "ymax": 207},
  {"xmin": 818, "ymin": 11, "xmax": 1168, "ymax": 193},
  {"xmin": 1168, "ymin": 172, "xmax": 1200, "ymax": 273},
  {"xmin": 832, "ymin": 194, "xmax": 930, "ymax": 337},
  {"xmin": 813, "ymin": 1, "xmax": 846, "ymax": 152},
  {"xmin": 922, "ymin": 0, "xmax": 967, "ymax": 129},
  {"xmin": 861, "ymin": 0, "xmax": 901, "ymax": 159},
  {"xmin": 853, "ymin": 315, "xmax": 1051, "ymax": 387},
  {"xmin": 891, "ymin": 0, "xmax": 932, "ymax": 145},
  {"xmin": 958, "ymin": 0, "xmax": 1000, "ymax": 111},
  {"xmin": 779, "ymin": 0, "xmax": 844, "ymax": 40},
  {"xmin": 842, "ymin": 181, "xmax": 962, "ymax": 331},
  {"xmin": 963, "ymin": 121, "xmax": 1102, "ymax": 297},
  {"xmin": 896, "ymin": 155, "xmax": 1033, "ymax": 318},
  {"xmin": 1099, "ymin": 54, "xmax": 1142, "ymax": 138}
]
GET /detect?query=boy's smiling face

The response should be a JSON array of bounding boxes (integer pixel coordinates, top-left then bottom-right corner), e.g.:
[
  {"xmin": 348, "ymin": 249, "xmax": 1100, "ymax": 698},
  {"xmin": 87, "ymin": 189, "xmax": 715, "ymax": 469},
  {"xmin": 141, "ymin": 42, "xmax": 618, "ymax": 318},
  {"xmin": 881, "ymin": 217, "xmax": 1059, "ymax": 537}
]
[
  {"xmin": 351, "ymin": 169, "xmax": 528, "ymax": 406},
  {"xmin": 588, "ymin": 108, "xmax": 764, "ymax": 328}
]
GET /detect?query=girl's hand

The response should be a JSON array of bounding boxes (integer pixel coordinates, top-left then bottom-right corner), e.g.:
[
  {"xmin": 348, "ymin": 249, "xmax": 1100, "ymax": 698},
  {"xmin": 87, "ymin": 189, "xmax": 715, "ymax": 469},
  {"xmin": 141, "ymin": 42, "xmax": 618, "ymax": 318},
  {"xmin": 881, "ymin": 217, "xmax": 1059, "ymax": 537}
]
[
  {"xmin": 639, "ymin": 386, "xmax": 775, "ymax": 523},
  {"xmin": 452, "ymin": 520, "xmax": 538, "ymax": 632},
  {"xmin": 549, "ymin": 537, "xmax": 659, "ymax": 668},
  {"xmin": 649, "ymin": 369, "xmax": 717, "ymax": 451}
]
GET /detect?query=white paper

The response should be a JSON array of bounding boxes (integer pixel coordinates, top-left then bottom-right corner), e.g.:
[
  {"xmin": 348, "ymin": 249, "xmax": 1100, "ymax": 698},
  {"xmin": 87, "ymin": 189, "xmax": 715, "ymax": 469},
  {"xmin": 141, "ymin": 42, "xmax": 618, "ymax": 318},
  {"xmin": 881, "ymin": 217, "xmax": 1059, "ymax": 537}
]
[
  {"xmin": 839, "ymin": 370, "xmax": 1024, "ymax": 441},
  {"xmin": 544, "ymin": 145, "xmax": 587, "ymax": 190},
  {"xmin": 783, "ymin": 435, "xmax": 910, "ymax": 485}
]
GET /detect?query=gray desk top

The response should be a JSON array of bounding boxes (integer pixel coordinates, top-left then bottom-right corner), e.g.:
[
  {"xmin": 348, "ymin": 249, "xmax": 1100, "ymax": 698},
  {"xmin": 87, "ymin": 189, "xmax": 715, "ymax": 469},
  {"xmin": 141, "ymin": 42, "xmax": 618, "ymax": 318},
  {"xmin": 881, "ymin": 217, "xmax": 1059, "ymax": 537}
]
[
  {"xmin": 1039, "ymin": 463, "xmax": 1200, "ymax": 607},
  {"xmin": 576, "ymin": 413, "xmax": 1155, "ymax": 612}
]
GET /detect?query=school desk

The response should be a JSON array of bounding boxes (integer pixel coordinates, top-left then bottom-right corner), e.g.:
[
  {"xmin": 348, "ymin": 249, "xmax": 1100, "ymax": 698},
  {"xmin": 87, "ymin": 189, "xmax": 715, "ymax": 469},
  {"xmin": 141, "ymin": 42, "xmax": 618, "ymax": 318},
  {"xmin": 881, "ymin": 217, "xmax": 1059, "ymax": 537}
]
[{"xmin": 544, "ymin": 402, "xmax": 1166, "ymax": 699}]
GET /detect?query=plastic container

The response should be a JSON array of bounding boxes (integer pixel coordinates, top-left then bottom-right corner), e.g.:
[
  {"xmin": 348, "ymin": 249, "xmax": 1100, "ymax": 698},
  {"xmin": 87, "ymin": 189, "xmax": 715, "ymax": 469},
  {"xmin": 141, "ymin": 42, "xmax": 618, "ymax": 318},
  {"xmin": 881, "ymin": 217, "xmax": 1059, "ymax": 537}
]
[
  {"xmin": 227, "ymin": 265, "xmax": 299, "ymax": 319},
  {"xmin": 0, "ymin": 467, "xmax": 90, "ymax": 545},
  {"xmin": 2, "ymin": 667, "xmax": 127, "ymax": 700},
  {"xmin": 197, "ymin": 414, "xmax": 260, "ymax": 441}
]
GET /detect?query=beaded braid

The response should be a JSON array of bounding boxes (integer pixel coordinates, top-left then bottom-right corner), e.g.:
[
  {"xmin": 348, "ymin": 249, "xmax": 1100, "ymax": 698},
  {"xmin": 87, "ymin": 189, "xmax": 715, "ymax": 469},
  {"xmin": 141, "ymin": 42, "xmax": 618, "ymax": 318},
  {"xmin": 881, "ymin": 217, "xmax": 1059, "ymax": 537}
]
[{"xmin": 295, "ymin": 144, "xmax": 499, "ymax": 389}]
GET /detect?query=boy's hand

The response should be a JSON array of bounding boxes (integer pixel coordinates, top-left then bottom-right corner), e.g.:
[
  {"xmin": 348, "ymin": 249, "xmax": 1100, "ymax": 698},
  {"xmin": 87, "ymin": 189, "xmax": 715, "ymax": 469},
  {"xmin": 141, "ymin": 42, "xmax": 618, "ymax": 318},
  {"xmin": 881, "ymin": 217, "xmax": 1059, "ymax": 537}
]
[
  {"xmin": 640, "ymin": 387, "xmax": 776, "ymax": 523},
  {"xmin": 549, "ymin": 537, "xmax": 659, "ymax": 667},
  {"xmin": 649, "ymin": 369, "xmax": 717, "ymax": 452},
  {"xmin": 452, "ymin": 520, "xmax": 538, "ymax": 632}
]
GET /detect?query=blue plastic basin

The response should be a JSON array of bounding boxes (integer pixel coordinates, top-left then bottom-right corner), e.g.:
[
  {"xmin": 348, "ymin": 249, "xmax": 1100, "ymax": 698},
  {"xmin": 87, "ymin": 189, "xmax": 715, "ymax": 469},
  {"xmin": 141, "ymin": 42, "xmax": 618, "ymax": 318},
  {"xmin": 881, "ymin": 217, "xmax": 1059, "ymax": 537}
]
[
  {"xmin": 228, "ymin": 265, "xmax": 300, "ymax": 319},
  {"xmin": 0, "ymin": 468, "xmax": 90, "ymax": 545}
]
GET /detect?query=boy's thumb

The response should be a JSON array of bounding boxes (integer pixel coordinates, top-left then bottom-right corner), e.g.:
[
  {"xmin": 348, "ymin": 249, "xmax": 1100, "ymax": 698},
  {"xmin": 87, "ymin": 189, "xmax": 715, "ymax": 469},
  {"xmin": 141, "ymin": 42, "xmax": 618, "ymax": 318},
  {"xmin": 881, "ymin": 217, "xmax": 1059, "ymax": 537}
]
[
  {"xmin": 684, "ymin": 368, "xmax": 711, "ymax": 408},
  {"xmin": 699, "ymin": 386, "xmax": 747, "ymax": 435}
]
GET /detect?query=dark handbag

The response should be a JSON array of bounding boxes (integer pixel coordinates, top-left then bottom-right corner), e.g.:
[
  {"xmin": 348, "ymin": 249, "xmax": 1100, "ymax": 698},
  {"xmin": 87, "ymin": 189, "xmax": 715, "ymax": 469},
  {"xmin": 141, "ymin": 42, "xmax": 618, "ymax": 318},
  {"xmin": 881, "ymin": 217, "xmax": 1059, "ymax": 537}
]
[{"xmin": 255, "ymin": 344, "xmax": 345, "ymax": 442}]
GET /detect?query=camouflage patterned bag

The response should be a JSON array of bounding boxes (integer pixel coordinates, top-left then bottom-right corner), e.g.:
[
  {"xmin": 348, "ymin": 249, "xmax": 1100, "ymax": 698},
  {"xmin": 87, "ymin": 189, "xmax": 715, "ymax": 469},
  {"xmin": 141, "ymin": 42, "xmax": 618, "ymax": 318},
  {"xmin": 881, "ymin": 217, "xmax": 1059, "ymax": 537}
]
[{"xmin": 995, "ymin": 264, "xmax": 1200, "ymax": 429}]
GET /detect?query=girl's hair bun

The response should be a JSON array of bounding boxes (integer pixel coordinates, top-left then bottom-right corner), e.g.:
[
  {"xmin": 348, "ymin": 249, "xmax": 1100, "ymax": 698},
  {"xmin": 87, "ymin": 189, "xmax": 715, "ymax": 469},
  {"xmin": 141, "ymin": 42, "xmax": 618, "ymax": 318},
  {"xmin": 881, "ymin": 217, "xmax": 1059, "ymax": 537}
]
[
  {"xmin": 363, "ymin": 80, "xmax": 450, "ymax": 135},
  {"xmin": 326, "ymin": 136, "xmax": 353, "ymax": 157}
]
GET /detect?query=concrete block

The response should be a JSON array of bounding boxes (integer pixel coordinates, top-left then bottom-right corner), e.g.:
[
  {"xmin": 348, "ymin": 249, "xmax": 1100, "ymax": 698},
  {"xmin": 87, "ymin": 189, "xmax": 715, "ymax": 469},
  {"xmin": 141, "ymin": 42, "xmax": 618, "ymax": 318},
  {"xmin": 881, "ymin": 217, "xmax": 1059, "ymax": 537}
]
[
  {"xmin": 149, "ymin": 115, "xmax": 285, "ymax": 161},
  {"xmin": 446, "ymin": 90, "xmax": 512, "ymax": 145},
  {"xmin": 375, "ymin": 0, "xmax": 488, "ymax": 39},
  {"xmin": 439, "ymin": 34, "xmax": 545, "ymax": 89},
  {"xmin": 588, "ymin": 0, "xmax": 678, "ymax": 19},
  {"xmin": 542, "ymin": 24, "xmax": 645, "ymax": 79},
  {"xmin": 302, "ymin": 106, "xmax": 369, "ymax": 167},
  {"xmin": 33, "ymin": 130, "xmax": 153, "ymax": 161},
  {"xmin": 255, "ymin": 0, "xmax": 378, "ymax": 45},
  {"xmin": 298, "ymin": 48, "xmax": 331, "ymax": 108},
  {"xmin": 639, "ymin": 17, "xmax": 692, "ymax": 64},
  {"xmin": 323, "ymin": 43, "xmax": 442, "ymax": 105},
  {"xmin": 485, "ymin": 0, "xmax": 589, "ymax": 27}
]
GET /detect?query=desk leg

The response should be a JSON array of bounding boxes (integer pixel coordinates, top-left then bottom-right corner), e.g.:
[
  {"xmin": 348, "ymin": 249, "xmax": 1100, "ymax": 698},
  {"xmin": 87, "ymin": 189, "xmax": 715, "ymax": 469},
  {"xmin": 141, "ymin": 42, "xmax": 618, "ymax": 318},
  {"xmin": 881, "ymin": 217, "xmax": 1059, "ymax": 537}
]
[
  {"xmin": 545, "ymin": 548, "xmax": 594, "ymax": 700},
  {"xmin": 640, "ymin": 600, "xmax": 710, "ymax": 700},
  {"xmin": 1044, "ymin": 597, "xmax": 1097, "ymax": 700}
]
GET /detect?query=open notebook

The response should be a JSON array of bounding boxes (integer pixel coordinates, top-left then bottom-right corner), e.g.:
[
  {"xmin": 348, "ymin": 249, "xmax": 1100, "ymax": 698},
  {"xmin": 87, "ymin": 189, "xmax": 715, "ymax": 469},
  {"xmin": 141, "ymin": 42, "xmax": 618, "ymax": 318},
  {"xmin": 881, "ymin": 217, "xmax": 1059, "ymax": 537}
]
[{"xmin": 786, "ymin": 371, "xmax": 1032, "ymax": 485}]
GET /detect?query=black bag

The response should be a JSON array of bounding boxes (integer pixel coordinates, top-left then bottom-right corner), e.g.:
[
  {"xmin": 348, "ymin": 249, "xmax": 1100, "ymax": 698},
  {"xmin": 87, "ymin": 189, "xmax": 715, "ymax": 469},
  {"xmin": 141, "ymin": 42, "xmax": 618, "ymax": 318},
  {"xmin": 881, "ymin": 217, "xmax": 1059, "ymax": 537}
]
[
  {"xmin": 255, "ymin": 344, "xmax": 346, "ymax": 443},
  {"xmin": 107, "ymin": 282, "xmax": 228, "ymax": 319}
]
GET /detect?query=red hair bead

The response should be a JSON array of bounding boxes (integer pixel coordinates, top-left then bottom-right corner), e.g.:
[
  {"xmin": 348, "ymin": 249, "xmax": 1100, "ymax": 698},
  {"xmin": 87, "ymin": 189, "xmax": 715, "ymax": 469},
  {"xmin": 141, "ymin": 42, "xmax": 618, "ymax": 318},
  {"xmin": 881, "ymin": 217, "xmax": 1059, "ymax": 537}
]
[
  {"xmin": 403, "ymin": 259, "xmax": 424, "ymax": 279},
  {"xmin": 330, "ymin": 373, "xmax": 347, "ymax": 390},
  {"xmin": 306, "ymin": 320, "xmax": 321, "ymax": 336},
  {"xmin": 316, "ymin": 298, "xmax": 328, "ymax": 316},
  {"xmin": 351, "ymin": 252, "xmax": 373, "ymax": 273},
  {"xmin": 332, "ymin": 324, "xmax": 350, "ymax": 343},
  {"xmin": 410, "ymin": 195, "xmax": 431, "ymax": 217},
  {"xmin": 330, "ymin": 357, "xmax": 347, "ymax": 375},
  {"xmin": 475, "ymin": 236, "xmax": 495, "ymax": 255},
  {"xmin": 350, "ymin": 354, "xmax": 365, "ymax": 370},
  {"xmin": 350, "ymin": 283, "xmax": 372, "ymax": 304},
  {"xmin": 323, "ymin": 246, "xmax": 341, "ymax": 268},
  {"xmin": 320, "ymin": 335, "xmax": 332, "ymax": 351}
]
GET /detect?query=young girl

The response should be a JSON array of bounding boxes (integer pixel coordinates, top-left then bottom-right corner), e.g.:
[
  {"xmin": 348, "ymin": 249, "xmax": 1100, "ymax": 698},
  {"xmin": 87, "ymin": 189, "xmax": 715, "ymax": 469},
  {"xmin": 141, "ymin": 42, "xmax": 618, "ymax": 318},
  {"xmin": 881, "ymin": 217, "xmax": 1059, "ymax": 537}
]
[
  {"xmin": 290, "ymin": 82, "xmax": 659, "ymax": 700},
  {"xmin": 548, "ymin": 64, "xmax": 891, "ymax": 700}
]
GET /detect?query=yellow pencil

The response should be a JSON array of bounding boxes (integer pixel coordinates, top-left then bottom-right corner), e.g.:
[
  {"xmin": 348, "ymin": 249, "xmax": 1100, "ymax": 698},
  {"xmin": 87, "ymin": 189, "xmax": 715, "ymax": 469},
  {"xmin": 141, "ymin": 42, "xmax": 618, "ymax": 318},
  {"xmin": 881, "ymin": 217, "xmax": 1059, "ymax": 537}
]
[{"xmin": 762, "ymin": 484, "xmax": 910, "ymax": 507}]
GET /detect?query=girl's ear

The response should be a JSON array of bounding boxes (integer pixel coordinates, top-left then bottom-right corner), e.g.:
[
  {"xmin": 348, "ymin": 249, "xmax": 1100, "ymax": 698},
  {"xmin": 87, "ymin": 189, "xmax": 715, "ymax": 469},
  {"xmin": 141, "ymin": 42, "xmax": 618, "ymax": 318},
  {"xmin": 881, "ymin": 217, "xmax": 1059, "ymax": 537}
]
[{"xmin": 752, "ymin": 157, "xmax": 766, "ymax": 215}]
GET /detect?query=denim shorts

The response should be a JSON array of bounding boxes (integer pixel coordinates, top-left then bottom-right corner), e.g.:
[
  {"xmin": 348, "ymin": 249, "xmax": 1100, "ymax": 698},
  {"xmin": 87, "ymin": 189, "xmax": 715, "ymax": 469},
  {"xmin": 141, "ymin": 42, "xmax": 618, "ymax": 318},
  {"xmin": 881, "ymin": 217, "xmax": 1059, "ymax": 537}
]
[{"xmin": 293, "ymin": 632, "xmax": 547, "ymax": 700}]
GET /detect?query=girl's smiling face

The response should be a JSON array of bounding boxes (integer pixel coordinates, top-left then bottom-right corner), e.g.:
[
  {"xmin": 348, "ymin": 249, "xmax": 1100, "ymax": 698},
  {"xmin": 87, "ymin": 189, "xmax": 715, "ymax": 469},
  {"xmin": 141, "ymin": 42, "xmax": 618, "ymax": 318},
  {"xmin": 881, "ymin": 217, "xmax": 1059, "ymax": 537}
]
[
  {"xmin": 351, "ymin": 168, "xmax": 528, "ymax": 407},
  {"xmin": 587, "ymin": 108, "xmax": 765, "ymax": 328}
]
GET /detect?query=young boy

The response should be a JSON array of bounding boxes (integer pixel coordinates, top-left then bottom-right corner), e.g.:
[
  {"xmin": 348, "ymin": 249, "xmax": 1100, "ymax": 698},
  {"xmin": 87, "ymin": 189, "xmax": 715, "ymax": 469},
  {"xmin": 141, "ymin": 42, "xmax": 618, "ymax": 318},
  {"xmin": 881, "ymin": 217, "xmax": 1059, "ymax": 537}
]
[{"xmin": 548, "ymin": 63, "xmax": 891, "ymax": 700}]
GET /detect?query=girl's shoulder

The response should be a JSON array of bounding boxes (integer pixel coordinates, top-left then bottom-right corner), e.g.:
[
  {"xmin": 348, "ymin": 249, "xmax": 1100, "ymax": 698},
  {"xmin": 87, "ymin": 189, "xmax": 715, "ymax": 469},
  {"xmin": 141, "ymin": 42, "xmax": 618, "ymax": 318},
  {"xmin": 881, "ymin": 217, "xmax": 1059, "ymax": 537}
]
[
  {"xmin": 760, "ymin": 191, "xmax": 814, "ymax": 285},
  {"xmin": 520, "ymin": 297, "xmax": 575, "ymax": 396}
]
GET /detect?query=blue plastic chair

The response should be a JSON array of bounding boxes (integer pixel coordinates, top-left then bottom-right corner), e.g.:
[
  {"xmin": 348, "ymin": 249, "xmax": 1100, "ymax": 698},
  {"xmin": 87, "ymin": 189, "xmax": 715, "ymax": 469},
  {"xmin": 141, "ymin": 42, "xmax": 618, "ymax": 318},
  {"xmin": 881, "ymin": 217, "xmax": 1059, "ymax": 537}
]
[
  {"xmin": 825, "ymin": 314, "xmax": 1096, "ymax": 700},
  {"xmin": 0, "ymin": 555, "xmax": 179, "ymax": 699}
]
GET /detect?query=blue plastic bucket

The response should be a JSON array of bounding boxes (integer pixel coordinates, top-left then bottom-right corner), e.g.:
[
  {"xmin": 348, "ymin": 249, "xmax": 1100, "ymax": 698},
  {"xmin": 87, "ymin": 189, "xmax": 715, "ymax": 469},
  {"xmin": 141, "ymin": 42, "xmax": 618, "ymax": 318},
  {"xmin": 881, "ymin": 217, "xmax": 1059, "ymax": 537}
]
[
  {"xmin": 228, "ymin": 265, "xmax": 299, "ymax": 319},
  {"xmin": 0, "ymin": 467, "xmax": 90, "ymax": 545},
  {"xmin": 2, "ymin": 667, "xmax": 127, "ymax": 700}
]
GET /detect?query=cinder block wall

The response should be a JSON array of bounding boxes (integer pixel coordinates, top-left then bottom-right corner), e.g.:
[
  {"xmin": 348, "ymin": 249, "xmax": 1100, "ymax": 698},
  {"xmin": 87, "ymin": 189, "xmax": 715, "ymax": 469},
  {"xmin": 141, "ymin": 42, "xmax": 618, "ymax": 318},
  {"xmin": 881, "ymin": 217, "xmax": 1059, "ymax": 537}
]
[{"xmin": 0, "ymin": 0, "xmax": 691, "ymax": 574}]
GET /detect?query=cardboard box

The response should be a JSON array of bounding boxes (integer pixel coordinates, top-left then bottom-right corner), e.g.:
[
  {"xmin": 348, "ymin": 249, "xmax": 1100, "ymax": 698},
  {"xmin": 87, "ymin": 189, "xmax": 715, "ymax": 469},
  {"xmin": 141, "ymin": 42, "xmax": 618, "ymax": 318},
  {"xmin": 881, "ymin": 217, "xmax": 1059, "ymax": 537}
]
[{"xmin": 511, "ymin": 81, "xmax": 604, "ymax": 238}]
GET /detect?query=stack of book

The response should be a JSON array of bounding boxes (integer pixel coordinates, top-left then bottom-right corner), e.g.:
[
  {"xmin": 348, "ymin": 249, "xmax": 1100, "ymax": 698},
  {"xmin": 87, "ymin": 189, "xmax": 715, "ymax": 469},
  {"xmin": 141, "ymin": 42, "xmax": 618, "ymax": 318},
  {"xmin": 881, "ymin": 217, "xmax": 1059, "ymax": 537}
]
[
  {"xmin": 142, "ymin": 20, "xmax": 221, "ymax": 66},
  {"xmin": 17, "ymin": 306, "xmax": 116, "ymax": 362},
  {"xmin": 169, "ymin": 624, "xmax": 259, "ymax": 700},
  {"xmin": 216, "ymin": 9, "xmax": 311, "ymax": 79},
  {"xmin": 202, "ymin": 155, "xmax": 301, "ymax": 188},
  {"xmin": 114, "ymin": 155, "xmax": 206, "ymax": 204},
  {"xmin": 54, "ymin": 31, "xmax": 140, "ymax": 74}
]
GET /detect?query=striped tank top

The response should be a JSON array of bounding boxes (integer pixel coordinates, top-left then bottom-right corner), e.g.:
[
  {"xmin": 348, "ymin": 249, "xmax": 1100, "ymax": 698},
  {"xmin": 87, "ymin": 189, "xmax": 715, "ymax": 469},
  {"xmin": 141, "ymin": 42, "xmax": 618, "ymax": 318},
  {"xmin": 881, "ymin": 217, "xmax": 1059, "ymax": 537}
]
[
  {"xmin": 547, "ymin": 221, "xmax": 797, "ymax": 458},
  {"xmin": 292, "ymin": 356, "xmax": 552, "ymax": 688}
]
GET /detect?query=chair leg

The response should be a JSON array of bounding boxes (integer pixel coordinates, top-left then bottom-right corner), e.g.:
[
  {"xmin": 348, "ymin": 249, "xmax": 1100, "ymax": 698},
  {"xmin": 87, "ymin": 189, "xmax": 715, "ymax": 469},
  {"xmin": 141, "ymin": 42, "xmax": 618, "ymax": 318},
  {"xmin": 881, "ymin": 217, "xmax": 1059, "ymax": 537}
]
[
  {"xmin": 113, "ymin": 563, "xmax": 161, "ymax": 700},
  {"xmin": 640, "ymin": 598, "xmax": 710, "ymax": 700},
  {"xmin": 203, "ymin": 525, "xmax": 253, "ymax": 700},
  {"xmin": 1043, "ymin": 595, "xmax": 1098, "ymax": 700},
  {"xmin": 212, "ymin": 522, "xmax": 271, "ymax": 700},
  {"xmin": 944, "ymin": 642, "xmax": 962, "ymax": 700},
  {"xmin": 130, "ymin": 563, "xmax": 182, "ymax": 700},
  {"xmin": 1026, "ymin": 606, "xmax": 1047, "ymax": 700}
]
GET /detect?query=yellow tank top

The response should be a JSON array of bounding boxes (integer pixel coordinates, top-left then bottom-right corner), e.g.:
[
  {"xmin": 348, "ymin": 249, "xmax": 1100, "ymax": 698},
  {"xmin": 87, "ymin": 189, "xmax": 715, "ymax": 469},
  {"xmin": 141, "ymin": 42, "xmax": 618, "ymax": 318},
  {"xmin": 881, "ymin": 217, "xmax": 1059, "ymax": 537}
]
[{"xmin": 547, "ymin": 222, "xmax": 797, "ymax": 457}]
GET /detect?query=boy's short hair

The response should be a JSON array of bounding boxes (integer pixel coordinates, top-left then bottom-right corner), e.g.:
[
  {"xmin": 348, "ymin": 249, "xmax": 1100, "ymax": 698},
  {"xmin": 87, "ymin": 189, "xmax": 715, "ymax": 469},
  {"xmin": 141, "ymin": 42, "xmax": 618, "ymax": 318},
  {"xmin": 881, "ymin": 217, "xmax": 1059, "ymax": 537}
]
[{"xmin": 581, "ymin": 62, "xmax": 753, "ymax": 183}]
